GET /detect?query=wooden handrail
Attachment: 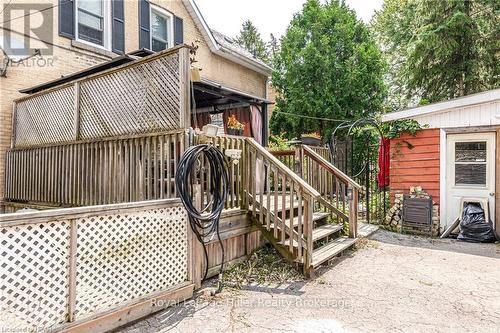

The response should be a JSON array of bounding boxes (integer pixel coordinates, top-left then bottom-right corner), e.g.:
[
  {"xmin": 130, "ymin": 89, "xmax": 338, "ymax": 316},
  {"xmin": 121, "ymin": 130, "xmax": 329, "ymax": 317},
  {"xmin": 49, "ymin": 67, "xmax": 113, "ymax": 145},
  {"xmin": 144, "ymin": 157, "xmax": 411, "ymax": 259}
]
[
  {"xmin": 246, "ymin": 138, "xmax": 321, "ymax": 198},
  {"xmin": 269, "ymin": 149, "xmax": 294, "ymax": 157},
  {"xmin": 302, "ymin": 145, "xmax": 361, "ymax": 190}
]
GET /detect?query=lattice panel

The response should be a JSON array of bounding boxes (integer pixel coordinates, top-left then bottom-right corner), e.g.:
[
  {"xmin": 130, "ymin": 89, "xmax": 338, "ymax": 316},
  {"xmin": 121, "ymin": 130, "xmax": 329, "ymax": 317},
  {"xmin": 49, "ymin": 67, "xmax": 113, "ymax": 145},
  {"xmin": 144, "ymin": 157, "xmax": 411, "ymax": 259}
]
[
  {"xmin": 79, "ymin": 53, "xmax": 182, "ymax": 140},
  {"xmin": 14, "ymin": 86, "xmax": 75, "ymax": 147},
  {"xmin": 0, "ymin": 221, "xmax": 70, "ymax": 331},
  {"xmin": 74, "ymin": 205, "xmax": 188, "ymax": 320}
]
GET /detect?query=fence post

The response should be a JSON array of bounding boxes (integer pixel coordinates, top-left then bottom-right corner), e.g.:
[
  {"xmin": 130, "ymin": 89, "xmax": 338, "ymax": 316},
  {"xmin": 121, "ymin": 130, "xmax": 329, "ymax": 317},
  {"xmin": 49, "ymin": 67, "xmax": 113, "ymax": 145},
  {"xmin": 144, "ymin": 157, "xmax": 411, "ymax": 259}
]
[
  {"xmin": 11, "ymin": 102, "xmax": 17, "ymax": 148},
  {"xmin": 67, "ymin": 219, "xmax": 78, "ymax": 322},
  {"xmin": 348, "ymin": 186, "xmax": 358, "ymax": 238},
  {"xmin": 73, "ymin": 82, "xmax": 81, "ymax": 141},
  {"xmin": 303, "ymin": 194, "xmax": 313, "ymax": 276},
  {"xmin": 294, "ymin": 145, "xmax": 303, "ymax": 178},
  {"xmin": 191, "ymin": 184, "xmax": 203, "ymax": 288}
]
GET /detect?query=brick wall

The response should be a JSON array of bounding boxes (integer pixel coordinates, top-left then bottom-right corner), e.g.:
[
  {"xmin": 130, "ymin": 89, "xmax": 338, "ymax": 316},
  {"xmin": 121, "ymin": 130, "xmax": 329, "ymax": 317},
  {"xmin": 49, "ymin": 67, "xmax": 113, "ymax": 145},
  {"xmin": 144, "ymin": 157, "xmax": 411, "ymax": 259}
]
[{"xmin": 390, "ymin": 128, "xmax": 441, "ymax": 204}]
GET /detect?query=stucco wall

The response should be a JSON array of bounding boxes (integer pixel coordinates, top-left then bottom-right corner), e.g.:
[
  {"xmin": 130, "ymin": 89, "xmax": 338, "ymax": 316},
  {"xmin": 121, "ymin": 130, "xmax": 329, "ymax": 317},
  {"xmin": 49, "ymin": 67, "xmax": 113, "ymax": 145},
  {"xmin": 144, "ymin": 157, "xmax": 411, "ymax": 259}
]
[{"xmin": 0, "ymin": 0, "xmax": 268, "ymax": 200}]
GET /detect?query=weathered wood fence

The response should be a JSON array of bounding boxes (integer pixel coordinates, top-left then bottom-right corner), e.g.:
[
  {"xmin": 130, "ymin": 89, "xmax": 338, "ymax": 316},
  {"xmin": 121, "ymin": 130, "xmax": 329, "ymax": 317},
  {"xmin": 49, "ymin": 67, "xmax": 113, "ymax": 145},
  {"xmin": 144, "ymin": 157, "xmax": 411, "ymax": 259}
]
[
  {"xmin": 0, "ymin": 199, "xmax": 194, "ymax": 332},
  {"xmin": 5, "ymin": 130, "xmax": 187, "ymax": 207}
]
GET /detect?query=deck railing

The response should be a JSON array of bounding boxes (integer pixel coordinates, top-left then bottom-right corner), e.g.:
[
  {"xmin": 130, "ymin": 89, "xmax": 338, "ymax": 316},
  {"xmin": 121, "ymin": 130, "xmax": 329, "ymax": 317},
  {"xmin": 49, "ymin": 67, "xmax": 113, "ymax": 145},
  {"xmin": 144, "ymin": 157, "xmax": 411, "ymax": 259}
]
[
  {"xmin": 299, "ymin": 145, "xmax": 360, "ymax": 237},
  {"xmin": 194, "ymin": 134, "xmax": 247, "ymax": 210},
  {"xmin": 4, "ymin": 130, "xmax": 186, "ymax": 207},
  {"xmin": 270, "ymin": 144, "xmax": 360, "ymax": 238},
  {"xmin": 245, "ymin": 138, "xmax": 320, "ymax": 268}
]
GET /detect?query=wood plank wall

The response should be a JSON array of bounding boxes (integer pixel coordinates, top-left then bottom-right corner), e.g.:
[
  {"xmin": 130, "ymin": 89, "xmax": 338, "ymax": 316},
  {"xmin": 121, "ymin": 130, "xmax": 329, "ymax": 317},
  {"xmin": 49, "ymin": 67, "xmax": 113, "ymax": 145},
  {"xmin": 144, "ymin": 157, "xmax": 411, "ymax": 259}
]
[{"xmin": 390, "ymin": 128, "xmax": 440, "ymax": 204}]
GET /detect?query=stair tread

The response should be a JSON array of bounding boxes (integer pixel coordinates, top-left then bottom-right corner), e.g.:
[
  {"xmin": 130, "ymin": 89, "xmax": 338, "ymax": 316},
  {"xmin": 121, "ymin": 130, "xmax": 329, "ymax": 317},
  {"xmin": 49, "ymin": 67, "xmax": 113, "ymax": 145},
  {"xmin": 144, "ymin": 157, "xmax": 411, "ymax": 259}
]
[
  {"xmin": 312, "ymin": 237, "xmax": 357, "ymax": 268},
  {"xmin": 254, "ymin": 195, "xmax": 303, "ymax": 211},
  {"xmin": 270, "ymin": 211, "xmax": 329, "ymax": 229},
  {"xmin": 312, "ymin": 223, "xmax": 343, "ymax": 241}
]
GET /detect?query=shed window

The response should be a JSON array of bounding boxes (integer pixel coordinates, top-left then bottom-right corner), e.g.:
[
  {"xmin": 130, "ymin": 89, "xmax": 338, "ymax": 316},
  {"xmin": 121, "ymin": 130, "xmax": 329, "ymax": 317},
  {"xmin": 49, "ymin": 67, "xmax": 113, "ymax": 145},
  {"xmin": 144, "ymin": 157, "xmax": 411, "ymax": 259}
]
[
  {"xmin": 76, "ymin": 0, "xmax": 109, "ymax": 48},
  {"xmin": 455, "ymin": 141, "xmax": 487, "ymax": 186},
  {"xmin": 151, "ymin": 6, "xmax": 173, "ymax": 52}
]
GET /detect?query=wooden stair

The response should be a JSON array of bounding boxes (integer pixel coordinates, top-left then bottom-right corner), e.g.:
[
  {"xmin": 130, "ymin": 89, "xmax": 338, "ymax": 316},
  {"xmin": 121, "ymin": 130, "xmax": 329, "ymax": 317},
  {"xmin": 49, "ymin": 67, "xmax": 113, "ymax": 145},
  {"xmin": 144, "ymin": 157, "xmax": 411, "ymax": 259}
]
[
  {"xmin": 244, "ymin": 138, "xmax": 362, "ymax": 276},
  {"xmin": 251, "ymin": 194, "xmax": 353, "ymax": 272}
]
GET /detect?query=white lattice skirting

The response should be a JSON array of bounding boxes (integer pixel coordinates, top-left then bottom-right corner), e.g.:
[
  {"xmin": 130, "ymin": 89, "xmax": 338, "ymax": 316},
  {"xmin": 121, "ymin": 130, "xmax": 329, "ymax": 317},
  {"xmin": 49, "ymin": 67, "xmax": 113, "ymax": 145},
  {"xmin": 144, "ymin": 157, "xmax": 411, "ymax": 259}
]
[{"xmin": 0, "ymin": 200, "xmax": 189, "ymax": 332}]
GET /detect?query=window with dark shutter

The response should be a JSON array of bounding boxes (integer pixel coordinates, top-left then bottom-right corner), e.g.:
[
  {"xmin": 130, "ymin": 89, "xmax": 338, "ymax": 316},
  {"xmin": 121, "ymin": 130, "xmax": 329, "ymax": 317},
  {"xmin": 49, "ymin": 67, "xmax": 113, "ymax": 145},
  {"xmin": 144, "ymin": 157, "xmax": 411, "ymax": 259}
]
[
  {"xmin": 174, "ymin": 16, "xmax": 183, "ymax": 45},
  {"xmin": 139, "ymin": 0, "xmax": 151, "ymax": 49},
  {"xmin": 112, "ymin": 0, "xmax": 125, "ymax": 53}
]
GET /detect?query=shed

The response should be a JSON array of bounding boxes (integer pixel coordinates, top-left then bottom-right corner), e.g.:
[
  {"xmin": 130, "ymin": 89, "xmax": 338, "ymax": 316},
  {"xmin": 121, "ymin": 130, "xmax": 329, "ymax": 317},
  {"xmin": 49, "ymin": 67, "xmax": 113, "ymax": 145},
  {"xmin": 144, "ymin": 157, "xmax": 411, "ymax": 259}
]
[{"xmin": 381, "ymin": 88, "xmax": 500, "ymax": 237}]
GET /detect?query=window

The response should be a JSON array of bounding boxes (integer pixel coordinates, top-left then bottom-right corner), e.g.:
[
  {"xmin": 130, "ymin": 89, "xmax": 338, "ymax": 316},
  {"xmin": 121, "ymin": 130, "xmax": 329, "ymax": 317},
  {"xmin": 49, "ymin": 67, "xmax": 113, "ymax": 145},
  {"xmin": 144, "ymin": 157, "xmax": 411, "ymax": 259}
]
[
  {"xmin": 151, "ymin": 6, "xmax": 173, "ymax": 52},
  {"xmin": 455, "ymin": 141, "xmax": 487, "ymax": 186},
  {"xmin": 76, "ymin": 0, "xmax": 110, "ymax": 49}
]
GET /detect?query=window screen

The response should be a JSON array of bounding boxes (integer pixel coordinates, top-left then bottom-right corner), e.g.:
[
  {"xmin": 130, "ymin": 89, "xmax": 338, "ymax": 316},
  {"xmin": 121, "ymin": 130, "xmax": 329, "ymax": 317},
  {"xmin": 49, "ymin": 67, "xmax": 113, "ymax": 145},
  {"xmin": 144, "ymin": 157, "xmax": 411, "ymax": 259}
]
[
  {"xmin": 151, "ymin": 10, "xmax": 171, "ymax": 52},
  {"xmin": 455, "ymin": 141, "xmax": 487, "ymax": 185},
  {"xmin": 78, "ymin": 0, "xmax": 104, "ymax": 46}
]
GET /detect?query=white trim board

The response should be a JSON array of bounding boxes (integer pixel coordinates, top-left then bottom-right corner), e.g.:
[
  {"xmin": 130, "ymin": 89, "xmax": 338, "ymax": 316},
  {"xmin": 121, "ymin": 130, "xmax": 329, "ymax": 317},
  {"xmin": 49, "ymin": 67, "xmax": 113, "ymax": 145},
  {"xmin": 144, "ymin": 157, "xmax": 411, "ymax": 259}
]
[
  {"xmin": 439, "ymin": 129, "xmax": 446, "ymax": 231},
  {"xmin": 382, "ymin": 89, "xmax": 500, "ymax": 122}
]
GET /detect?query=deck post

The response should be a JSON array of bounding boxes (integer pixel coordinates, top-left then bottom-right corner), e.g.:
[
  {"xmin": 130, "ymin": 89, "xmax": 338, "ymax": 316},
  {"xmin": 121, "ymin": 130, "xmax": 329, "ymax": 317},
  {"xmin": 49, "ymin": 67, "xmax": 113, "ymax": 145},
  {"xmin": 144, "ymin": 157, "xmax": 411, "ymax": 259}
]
[
  {"xmin": 348, "ymin": 186, "xmax": 358, "ymax": 238},
  {"xmin": 294, "ymin": 145, "xmax": 303, "ymax": 178},
  {"xmin": 67, "ymin": 219, "xmax": 78, "ymax": 322}
]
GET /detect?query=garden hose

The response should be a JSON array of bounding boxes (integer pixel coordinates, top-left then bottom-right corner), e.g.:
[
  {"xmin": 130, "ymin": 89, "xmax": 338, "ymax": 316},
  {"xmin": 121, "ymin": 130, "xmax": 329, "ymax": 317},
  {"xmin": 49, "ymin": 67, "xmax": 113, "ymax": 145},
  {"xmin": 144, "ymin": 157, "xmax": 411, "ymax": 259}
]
[{"xmin": 175, "ymin": 144, "xmax": 229, "ymax": 294}]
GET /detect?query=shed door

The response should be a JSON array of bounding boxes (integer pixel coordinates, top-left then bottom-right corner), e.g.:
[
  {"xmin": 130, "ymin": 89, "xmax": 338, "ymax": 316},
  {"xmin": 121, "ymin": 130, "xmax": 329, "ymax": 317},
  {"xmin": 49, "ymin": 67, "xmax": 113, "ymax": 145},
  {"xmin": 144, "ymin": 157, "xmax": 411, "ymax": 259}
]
[{"xmin": 446, "ymin": 133, "xmax": 496, "ymax": 227}]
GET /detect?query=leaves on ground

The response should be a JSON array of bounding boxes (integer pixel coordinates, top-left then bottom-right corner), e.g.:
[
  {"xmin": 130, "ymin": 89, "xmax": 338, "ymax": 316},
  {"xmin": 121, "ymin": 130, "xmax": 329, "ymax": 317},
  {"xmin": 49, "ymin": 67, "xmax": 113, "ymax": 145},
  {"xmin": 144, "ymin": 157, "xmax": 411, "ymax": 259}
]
[{"xmin": 223, "ymin": 245, "xmax": 304, "ymax": 288}]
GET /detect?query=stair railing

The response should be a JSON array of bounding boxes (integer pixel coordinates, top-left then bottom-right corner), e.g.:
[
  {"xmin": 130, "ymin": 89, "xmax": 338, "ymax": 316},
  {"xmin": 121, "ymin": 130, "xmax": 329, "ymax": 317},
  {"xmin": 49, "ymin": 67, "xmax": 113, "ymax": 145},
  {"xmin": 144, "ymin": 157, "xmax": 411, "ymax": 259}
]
[
  {"xmin": 245, "ymin": 138, "xmax": 321, "ymax": 268},
  {"xmin": 298, "ymin": 145, "xmax": 361, "ymax": 238}
]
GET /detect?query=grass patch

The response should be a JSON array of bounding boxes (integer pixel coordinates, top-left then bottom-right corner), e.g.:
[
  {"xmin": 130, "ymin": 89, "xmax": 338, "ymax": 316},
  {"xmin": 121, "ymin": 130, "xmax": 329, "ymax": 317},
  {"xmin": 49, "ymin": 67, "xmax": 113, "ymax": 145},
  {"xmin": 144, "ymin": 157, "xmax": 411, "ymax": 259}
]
[{"xmin": 223, "ymin": 245, "xmax": 305, "ymax": 288}]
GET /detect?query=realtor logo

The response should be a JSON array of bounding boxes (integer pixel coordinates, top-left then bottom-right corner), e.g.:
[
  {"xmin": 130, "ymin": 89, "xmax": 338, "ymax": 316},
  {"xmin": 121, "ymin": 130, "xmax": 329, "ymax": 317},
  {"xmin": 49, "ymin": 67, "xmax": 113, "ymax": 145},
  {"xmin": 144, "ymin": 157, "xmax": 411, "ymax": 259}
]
[{"xmin": 1, "ymin": 2, "xmax": 54, "ymax": 58}]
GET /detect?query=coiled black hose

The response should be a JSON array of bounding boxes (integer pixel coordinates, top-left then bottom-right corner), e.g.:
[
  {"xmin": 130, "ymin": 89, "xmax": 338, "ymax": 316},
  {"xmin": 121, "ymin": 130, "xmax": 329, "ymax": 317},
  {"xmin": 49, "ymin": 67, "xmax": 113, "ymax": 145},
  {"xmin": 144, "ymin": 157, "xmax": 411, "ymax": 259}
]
[{"xmin": 175, "ymin": 144, "xmax": 229, "ymax": 292}]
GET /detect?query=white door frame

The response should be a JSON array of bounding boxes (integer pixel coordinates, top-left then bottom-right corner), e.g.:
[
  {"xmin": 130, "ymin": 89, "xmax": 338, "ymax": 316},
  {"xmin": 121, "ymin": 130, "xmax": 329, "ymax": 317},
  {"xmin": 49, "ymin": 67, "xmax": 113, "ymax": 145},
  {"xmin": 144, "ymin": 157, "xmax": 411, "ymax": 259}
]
[{"xmin": 440, "ymin": 129, "xmax": 496, "ymax": 231}]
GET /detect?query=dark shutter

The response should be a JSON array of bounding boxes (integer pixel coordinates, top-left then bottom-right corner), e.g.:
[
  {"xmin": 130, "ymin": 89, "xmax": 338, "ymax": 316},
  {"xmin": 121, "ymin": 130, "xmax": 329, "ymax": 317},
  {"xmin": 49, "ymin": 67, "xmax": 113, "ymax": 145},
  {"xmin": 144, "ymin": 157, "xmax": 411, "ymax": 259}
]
[
  {"xmin": 139, "ymin": 0, "xmax": 151, "ymax": 49},
  {"xmin": 112, "ymin": 0, "xmax": 125, "ymax": 54},
  {"xmin": 174, "ymin": 16, "xmax": 184, "ymax": 45},
  {"xmin": 58, "ymin": 0, "xmax": 75, "ymax": 38}
]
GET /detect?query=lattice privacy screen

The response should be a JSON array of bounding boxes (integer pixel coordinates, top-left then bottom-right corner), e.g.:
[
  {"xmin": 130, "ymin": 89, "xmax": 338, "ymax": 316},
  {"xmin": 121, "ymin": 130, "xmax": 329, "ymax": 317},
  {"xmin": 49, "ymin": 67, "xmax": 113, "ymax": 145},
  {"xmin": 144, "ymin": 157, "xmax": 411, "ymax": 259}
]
[
  {"xmin": 0, "ymin": 221, "xmax": 70, "ymax": 331},
  {"xmin": 0, "ymin": 202, "xmax": 189, "ymax": 330},
  {"xmin": 13, "ymin": 50, "xmax": 185, "ymax": 147},
  {"xmin": 14, "ymin": 85, "xmax": 75, "ymax": 147},
  {"xmin": 79, "ymin": 54, "xmax": 181, "ymax": 140},
  {"xmin": 74, "ymin": 205, "xmax": 188, "ymax": 320}
]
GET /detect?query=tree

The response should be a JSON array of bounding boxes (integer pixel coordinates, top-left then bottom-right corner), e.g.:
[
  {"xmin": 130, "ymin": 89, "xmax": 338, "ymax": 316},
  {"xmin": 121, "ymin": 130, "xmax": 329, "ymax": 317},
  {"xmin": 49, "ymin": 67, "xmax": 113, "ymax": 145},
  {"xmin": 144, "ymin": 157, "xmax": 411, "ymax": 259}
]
[
  {"xmin": 236, "ymin": 20, "xmax": 269, "ymax": 63},
  {"xmin": 270, "ymin": 0, "xmax": 386, "ymax": 139},
  {"xmin": 372, "ymin": 0, "xmax": 499, "ymax": 108},
  {"xmin": 267, "ymin": 33, "xmax": 280, "ymax": 62}
]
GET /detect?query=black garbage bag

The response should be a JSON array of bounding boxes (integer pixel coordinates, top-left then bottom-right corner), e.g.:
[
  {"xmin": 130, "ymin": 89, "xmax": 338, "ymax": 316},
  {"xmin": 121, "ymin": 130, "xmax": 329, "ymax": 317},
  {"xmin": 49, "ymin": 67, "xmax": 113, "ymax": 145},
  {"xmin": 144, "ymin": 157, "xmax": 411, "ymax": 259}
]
[{"xmin": 457, "ymin": 203, "xmax": 497, "ymax": 243}]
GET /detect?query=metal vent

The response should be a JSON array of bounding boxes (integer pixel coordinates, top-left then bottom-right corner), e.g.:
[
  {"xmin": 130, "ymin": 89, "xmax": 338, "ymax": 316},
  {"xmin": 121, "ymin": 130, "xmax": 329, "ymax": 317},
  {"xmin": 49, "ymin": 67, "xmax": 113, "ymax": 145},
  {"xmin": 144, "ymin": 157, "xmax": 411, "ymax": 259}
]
[{"xmin": 402, "ymin": 195, "xmax": 432, "ymax": 236}]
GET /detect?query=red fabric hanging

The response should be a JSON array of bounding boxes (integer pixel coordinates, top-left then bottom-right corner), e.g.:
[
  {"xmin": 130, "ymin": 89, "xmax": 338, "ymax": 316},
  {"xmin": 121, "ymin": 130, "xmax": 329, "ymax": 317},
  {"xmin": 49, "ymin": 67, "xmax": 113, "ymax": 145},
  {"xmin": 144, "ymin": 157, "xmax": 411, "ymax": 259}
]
[{"xmin": 378, "ymin": 137, "xmax": 390, "ymax": 189}]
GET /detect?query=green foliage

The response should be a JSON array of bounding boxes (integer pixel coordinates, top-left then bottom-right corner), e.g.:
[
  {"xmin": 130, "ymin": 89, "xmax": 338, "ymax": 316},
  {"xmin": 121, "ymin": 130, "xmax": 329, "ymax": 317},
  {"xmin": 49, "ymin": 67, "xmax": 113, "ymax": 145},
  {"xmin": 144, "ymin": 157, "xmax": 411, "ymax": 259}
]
[
  {"xmin": 381, "ymin": 119, "xmax": 427, "ymax": 139},
  {"xmin": 270, "ymin": 0, "xmax": 387, "ymax": 139},
  {"xmin": 268, "ymin": 133, "xmax": 292, "ymax": 151},
  {"xmin": 372, "ymin": 0, "xmax": 500, "ymax": 109},
  {"xmin": 267, "ymin": 33, "xmax": 280, "ymax": 62},
  {"xmin": 236, "ymin": 20, "xmax": 269, "ymax": 64}
]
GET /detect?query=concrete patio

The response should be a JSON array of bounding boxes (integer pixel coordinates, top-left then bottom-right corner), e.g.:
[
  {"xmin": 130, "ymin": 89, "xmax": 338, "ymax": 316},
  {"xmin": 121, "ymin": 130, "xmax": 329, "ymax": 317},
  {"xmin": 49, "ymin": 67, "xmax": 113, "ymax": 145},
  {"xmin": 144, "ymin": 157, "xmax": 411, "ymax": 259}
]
[{"xmin": 118, "ymin": 230, "xmax": 500, "ymax": 333}]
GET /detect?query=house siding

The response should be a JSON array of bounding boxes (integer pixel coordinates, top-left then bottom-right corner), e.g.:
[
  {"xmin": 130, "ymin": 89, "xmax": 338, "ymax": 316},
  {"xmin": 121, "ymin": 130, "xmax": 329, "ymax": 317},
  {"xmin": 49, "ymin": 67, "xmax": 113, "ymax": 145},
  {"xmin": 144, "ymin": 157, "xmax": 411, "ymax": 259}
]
[{"xmin": 390, "ymin": 128, "xmax": 441, "ymax": 204}]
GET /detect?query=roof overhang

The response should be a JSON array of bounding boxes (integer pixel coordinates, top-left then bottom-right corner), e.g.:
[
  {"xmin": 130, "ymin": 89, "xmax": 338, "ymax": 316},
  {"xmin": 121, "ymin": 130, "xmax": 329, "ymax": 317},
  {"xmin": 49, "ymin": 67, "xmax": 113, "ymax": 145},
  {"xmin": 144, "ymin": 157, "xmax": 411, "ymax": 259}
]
[
  {"xmin": 193, "ymin": 78, "xmax": 272, "ymax": 108},
  {"xmin": 185, "ymin": 0, "xmax": 272, "ymax": 77},
  {"xmin": 381, "ymin": 89, "xmax": 500, "ymax": 122}
]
